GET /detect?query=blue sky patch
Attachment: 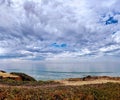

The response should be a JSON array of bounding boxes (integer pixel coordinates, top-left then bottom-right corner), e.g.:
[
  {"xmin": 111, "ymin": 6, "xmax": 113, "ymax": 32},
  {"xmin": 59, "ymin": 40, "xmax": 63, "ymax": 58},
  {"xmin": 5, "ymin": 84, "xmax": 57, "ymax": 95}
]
[
  {"xmin": 51, "ymin": 43, "xmax": 67, "ymax": 48},
  {"xmin": 106, "ymin": 17, "xmax": 118, "ymax": 25},
  {"xmin": 61, "ymin": 44, "xmax": 67, "ymax": 47}
]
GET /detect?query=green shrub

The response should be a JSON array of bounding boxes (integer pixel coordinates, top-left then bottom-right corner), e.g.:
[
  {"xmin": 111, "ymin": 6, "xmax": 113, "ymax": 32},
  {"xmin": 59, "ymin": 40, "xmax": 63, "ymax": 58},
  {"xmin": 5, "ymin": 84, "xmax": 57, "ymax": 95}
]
[{"xmin": 10, "ymin": 72, "xmax": 36, "ymax": 81}]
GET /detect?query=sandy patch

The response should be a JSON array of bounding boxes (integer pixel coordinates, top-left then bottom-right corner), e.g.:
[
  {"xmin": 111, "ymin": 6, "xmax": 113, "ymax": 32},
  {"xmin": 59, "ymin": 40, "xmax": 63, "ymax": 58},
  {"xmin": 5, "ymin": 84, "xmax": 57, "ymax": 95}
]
[
  {"xmin": 56, "ymin": 79, "xmax": 120, "ymax": 86},
  {"xmin": 0, "ymin": 72, "xmax": 19, "ymax": 78}
]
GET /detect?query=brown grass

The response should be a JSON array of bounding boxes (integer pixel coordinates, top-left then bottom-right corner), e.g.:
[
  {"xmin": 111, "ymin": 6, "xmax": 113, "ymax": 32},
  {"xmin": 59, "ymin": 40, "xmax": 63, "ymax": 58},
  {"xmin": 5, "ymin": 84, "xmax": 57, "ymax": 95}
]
[
  {"xmin": 0, "ymin": 72, "xmax": 19, "ymax": 78},
  {"xmin": 0, "ymin": 83, "xmax": 119, "ymax": 100}
]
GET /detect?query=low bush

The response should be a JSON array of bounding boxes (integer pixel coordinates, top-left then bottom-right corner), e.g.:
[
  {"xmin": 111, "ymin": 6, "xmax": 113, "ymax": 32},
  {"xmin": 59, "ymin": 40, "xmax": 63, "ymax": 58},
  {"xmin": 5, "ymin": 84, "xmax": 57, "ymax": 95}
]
[{"xmin": 0, "ymin": 83, "xmax": 119, "ymax": 100}]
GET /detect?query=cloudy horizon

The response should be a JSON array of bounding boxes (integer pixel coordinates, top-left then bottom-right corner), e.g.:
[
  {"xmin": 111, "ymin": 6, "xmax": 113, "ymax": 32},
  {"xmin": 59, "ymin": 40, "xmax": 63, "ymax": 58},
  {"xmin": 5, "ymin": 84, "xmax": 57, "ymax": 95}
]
[{"xmin": 0, "ymin": 0, "xmax": 120, "ymax": 61}]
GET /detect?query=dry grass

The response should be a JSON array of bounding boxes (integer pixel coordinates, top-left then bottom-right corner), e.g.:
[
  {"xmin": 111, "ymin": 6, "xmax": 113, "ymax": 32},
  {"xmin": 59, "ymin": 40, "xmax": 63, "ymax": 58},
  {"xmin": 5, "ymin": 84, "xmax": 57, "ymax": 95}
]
[
  {"xmin": 56, "ymin": 79, "xmax": 120, "ymax": 86},
  {"xmin": 0, "ymin": 83, "xmax": 119, "ymax": 100},
  {"xmin": 56, "ymin": 76, "xmax": 120, "ymax": 86},
  {"xmin": 0, "ymin": 72, "xmax": 19, "ymax": 78}
]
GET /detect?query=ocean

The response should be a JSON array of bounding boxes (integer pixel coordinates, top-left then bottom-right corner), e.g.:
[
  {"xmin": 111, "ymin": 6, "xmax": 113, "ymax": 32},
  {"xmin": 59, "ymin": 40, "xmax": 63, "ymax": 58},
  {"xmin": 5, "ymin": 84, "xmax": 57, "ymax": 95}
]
[{"xmin": 0, "ymin": 61, "xmax": 120, "ymax": 80}]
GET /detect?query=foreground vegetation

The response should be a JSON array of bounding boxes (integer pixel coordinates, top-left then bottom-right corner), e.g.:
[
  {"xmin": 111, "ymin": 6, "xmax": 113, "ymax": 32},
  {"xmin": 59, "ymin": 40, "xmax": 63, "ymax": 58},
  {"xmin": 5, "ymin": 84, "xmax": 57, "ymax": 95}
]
[
  {"xmin": 0, "ymin": 71, "xmax": 119, "ymax": 100},
  {"xmin": 0, "ymin": 82, "xmax": 119, "ymax": 100}
]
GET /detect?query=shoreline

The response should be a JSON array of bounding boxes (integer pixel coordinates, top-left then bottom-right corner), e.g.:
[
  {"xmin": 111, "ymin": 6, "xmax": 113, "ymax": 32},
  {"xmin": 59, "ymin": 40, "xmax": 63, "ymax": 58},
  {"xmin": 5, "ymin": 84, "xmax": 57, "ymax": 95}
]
[{"xmin": 0, "ymin": 70, "xmax": 120, "ymax": 86}]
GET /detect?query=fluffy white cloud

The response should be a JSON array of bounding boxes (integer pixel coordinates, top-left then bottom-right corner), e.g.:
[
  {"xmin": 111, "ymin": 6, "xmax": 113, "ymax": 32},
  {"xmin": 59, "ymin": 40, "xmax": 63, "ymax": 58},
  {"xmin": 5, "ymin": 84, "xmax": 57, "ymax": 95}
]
[{"xmin": 0, "ymin": 0, "xmax": 120, "ymax": 60}]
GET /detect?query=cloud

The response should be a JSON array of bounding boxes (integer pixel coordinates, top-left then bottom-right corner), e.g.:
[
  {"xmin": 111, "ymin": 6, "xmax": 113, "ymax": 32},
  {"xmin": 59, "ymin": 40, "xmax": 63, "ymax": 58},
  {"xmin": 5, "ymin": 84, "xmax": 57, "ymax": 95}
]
[{"xmin": 0, "ymin": 0, "xmax": 120, "ymax": 60}]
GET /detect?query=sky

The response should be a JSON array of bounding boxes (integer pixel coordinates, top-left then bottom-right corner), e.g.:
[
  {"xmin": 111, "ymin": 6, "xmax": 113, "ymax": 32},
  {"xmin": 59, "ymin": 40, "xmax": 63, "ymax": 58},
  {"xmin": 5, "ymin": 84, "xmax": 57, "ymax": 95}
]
[{"xmin": 0, "ymin": 0, "xmax": 120, "ymax": 61}]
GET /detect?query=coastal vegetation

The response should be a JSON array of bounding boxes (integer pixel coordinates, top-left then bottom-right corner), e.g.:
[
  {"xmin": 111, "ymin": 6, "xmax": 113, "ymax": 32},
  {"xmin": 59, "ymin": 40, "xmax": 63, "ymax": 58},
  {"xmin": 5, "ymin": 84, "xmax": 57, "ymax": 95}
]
[
  {"xmin": 0, "ymin": 83, "xmax": 119, "ymax": 100},
  {"xmin": 0, "ymin": 71, "xmax": 119, "ymax": 100},
  {"xmin": 10, "ymin": 72, "xmax": 36, "ymax": 81}
]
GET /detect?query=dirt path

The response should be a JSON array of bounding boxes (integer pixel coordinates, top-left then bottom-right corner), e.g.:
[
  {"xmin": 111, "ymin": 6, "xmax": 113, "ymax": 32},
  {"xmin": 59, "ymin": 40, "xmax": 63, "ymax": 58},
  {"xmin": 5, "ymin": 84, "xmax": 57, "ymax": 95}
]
[{"xmin": 0, "ymin": 79, "xmax": 119, "ymax": 89}]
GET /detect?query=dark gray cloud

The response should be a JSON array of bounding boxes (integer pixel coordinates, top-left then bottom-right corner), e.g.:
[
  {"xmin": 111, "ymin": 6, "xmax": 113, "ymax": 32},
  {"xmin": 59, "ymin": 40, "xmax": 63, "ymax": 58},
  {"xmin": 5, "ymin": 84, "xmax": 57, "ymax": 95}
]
[{"xmin": 0, "ymin": 0, "xmax": 120, "ymax": 60}]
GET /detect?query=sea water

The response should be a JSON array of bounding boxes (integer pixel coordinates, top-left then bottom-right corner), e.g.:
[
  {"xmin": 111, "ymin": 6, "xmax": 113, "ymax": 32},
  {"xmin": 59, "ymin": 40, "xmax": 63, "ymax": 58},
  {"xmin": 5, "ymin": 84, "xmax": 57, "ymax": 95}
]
[{"xmin": 0, "ymin": 61, "xmax": 120, "ymax": 80}]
